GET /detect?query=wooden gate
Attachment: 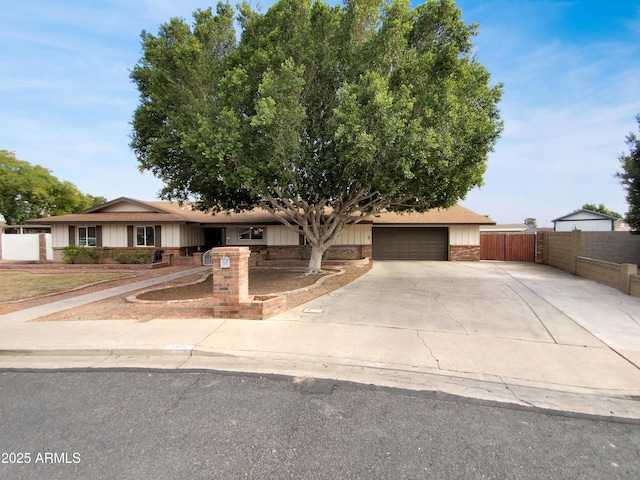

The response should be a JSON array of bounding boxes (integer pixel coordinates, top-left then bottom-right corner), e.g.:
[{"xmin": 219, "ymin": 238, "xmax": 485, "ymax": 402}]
[{"xmin": 480, "ymin": 234, "xmax": 535, "ymax": 262}]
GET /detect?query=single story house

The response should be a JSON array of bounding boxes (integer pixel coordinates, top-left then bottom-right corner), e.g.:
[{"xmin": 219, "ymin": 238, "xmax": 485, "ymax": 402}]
[
  {"xmin": 552, "ymin": 209, "xmax": 624, "ymax": 232},
  {"xmin": 27, "ymin": 197, "xmax": 495, "ymax": 262}
]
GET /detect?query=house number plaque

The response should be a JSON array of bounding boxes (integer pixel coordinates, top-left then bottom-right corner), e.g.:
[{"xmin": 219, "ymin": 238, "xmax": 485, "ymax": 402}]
[{"xmin": 220, "ymin": 255, "xmax": 230, "ymax": 269}]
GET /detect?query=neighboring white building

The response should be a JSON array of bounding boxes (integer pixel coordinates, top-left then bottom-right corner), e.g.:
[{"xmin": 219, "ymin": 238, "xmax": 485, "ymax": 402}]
[{"xmin": 552, "ymin": 209, "xmax": 620, "ymax": 232}]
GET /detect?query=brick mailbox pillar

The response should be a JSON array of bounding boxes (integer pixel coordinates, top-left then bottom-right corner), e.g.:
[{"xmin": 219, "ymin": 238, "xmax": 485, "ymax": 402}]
[
  {"xmin": 209, "ymin": 246, "xmax": 287, "ymax": 319},
  {"xmin": 210, "ymin": 247, "xmax": 251, "ymax": 316}
]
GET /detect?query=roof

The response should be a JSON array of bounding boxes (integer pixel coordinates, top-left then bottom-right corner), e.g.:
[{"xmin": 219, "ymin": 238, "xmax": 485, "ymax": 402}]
[
  {"xmin": 552, "ymin": 209, "xmax": 619, "ymax": 223},
  {"xmin": 27, "ymin": 197, "xmax": 494, "ymax": 226},
  {"xmin": 372, "ymin": 205, "xmax": 495, "ymax": 225},
  {"xmin": 25, "ymin": 197, "xmax": 280, "ymax": 225}
]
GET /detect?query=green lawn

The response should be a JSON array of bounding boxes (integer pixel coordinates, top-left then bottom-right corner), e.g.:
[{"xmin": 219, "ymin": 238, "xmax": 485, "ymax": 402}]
[{"xmin": 0, "ymin": 272, "xmax": 134, "ymax": 302}]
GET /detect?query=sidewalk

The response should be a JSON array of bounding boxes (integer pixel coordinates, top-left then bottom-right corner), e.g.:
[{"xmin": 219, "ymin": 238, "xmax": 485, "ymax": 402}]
[{"xmin": 1, "ymin": 262, "xmax": 640, "ymax": 421}]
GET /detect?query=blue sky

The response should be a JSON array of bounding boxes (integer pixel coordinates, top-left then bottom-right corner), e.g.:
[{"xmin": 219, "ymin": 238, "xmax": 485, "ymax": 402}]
[{"xmin": 1, "ymin": 1, "xmax": 639, "ymax": 226}]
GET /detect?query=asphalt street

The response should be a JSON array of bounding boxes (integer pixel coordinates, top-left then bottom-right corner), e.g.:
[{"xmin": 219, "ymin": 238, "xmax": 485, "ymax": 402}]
[{"xmin": 1, "ymin": 371, "xmax": 639, "ymax": 480}]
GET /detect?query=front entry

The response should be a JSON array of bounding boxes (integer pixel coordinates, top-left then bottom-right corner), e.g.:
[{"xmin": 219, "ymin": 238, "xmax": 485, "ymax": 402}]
[{"xmin": 204, "ymin": 228, "xmax": 226, "ymax": 250}]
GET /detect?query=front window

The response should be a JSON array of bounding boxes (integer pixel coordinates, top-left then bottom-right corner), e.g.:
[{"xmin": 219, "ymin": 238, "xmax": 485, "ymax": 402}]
[
  {"xmin": 136, "ymin": 226, "xmax": 155, "ymax": 246},
  {"xmin": 79, "ymin": 226, "xmax": 96, "ymax": 246},
  {"xmin": 238, "ymin": 227, "xmax": 264, "ymax": 240}
]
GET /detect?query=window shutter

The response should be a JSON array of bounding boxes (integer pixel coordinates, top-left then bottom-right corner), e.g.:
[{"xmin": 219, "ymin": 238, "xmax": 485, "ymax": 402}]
[
  {"xmin": 154, "ymin": 225, "xmax": 162, "ymax": 247},
  {"xmin": 96, "ymin": 226, "xmax": 103, "ymax": 247},
  {"xmin": 127, "ymin": 226, "xmax": 134, "ymax": 247},
  {"xmin": 68, "ymin": 226, "xmax": 76, "ymax": 246}
]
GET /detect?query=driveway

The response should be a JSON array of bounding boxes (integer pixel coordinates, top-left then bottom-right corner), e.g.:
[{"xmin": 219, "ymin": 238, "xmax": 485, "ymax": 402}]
[{"xmin": 277, "ymin": 260, "xmax": 640, "ymax": 377}]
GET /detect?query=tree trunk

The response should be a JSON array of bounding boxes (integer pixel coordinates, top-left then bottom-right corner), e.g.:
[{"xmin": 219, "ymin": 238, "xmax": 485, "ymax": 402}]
[{"xmin": 307, "ymin": 245, "xmax": 326, "ymax": 274}]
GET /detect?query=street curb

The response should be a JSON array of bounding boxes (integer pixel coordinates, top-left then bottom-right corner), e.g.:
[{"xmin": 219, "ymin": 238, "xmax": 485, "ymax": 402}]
[
  {"xmin": 0, "ymin": 347, "xmax": 195, "ymax": 356},
  {"xmin": 1, "ymin": 361, "xmax": 639, "ymax": 425},
  {"xmin": 2, "ymin": 347, "xmax": 640, "ymax": 423}
]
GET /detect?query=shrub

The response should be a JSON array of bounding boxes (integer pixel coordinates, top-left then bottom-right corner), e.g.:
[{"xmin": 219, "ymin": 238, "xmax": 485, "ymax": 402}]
[
  {"xmin": 61, "ymin": 246, "xmax": 103, "ymax": 264},
  {"xmin": 110, "ymin": 249, "xmax": 153, "ymax": 264}
]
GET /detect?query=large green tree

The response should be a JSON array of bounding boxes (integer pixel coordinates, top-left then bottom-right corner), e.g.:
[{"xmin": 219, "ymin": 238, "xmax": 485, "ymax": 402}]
[
  {"xmin": 617, "ymin": 115, "xmax": 640, "ymax": 231},
  {"xmin": 581, "ymin": 203, "xmax": 622, "ymax": 219},
  {"xmin": 0, "ymin": 150, "xmax": 106, "ymax": 224},
  {"xmin": 130, "ymin": 0, "xmax": 503, "ymax": 272}
]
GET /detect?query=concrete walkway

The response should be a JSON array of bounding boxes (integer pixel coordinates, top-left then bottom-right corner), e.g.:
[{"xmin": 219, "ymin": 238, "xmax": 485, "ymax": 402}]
[{"xmin": 1, "ymin": 261, "xmax": 640, "ymax": 420}]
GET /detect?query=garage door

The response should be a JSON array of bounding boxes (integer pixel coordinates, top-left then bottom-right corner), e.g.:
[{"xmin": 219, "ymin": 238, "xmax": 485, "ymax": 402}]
[{"xmin": 372, "ymin": 227, "xmax": 449, "ymax": 260}]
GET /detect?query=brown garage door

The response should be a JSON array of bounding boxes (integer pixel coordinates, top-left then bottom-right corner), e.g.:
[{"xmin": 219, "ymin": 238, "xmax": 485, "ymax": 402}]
[{"xmin": 372, "ymin": 227, "xmax": 449, "ymax": 260}]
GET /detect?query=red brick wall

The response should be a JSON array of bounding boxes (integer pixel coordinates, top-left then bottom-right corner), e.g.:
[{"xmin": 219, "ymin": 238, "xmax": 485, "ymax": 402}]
[
  {"xmin": 171, "ymin": 256, "xmax": 198, "ymax": 266},
  {"xmin": 266, "ymin": 245, "xmax": 308, "ymax": 260},
  {"xmin": 326, "ymin": 245, "xmax": 362, "ymax": 260},
  {"xmin": 38, "ymin": 233, "xmax": 47, "ymax": 261},
  {"xmin": 266, "ymin": 245, "xmax": 364, "ymax": 261}
]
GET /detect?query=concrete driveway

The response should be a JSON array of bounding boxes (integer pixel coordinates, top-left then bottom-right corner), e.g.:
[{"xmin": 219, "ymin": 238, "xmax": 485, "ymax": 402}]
[
  {"xmin": 280, "ymin": 261, "xmax": 640, "ymax": 355},
  {"xmin": 272, "ymin": 261, "xmax": 640, "ymax": 414}
]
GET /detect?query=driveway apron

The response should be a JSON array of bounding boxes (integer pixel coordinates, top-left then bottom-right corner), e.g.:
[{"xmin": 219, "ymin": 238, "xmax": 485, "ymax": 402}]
[{"xmin": 274, "ymin": 261, "xmax": 640, "ymax": 394}]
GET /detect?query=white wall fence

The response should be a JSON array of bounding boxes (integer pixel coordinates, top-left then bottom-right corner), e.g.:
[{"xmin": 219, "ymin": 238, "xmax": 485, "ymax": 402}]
[{"xmin": 0, "ymin": 233, "xmax": 53, "ymax": 261}]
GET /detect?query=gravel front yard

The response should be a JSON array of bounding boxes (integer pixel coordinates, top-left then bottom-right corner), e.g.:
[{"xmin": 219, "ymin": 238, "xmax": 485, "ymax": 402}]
[{"xmin": 136, "ymin": 269, "xmax": 329, "ymax": 301}]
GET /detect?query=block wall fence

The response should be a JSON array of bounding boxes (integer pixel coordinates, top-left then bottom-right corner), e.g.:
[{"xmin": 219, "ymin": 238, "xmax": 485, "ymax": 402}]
[
  {"xmin": 537, "ymin": 230, "xmax": 640, "ymax": 297},
  {"xmin": 0, "ymin": 233, "xmax": 52, "ymax": 261}
]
